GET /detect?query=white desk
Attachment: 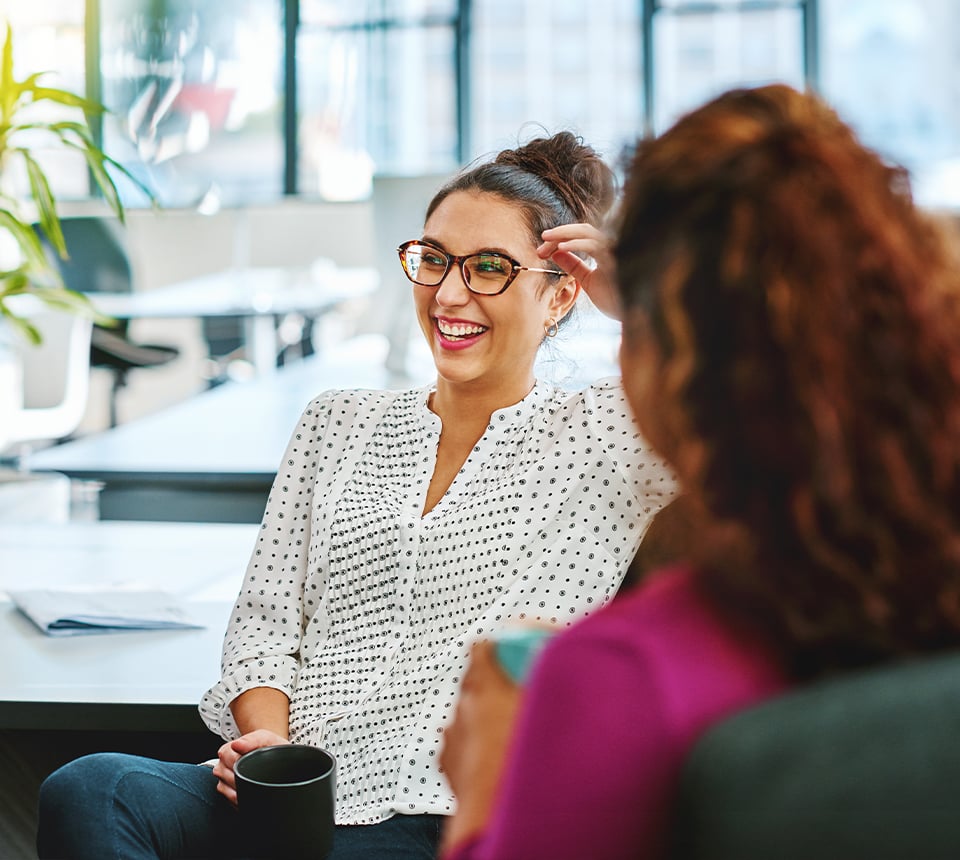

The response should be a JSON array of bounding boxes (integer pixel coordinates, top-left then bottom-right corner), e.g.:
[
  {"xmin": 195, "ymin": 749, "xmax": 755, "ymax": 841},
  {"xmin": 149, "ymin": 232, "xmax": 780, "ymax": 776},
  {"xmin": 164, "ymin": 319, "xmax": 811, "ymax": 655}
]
[
  {"xmin": 91, "ymin": 265, "xmax": 379, "ymax": 375},
  {"xmin": 0, "ymin": 521, "xmax": 257, "ymax": 731},
  {"xmin": 27, "ymin": 343, "xmax": 433, "ymax": 522}
]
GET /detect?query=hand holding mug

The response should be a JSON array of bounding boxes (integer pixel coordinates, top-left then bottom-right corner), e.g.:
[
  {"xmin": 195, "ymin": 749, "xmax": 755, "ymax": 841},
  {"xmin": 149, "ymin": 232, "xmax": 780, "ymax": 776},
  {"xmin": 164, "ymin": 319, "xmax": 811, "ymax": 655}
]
[{"xmin": 213, "ymin": 728, "xmax": 290, "ymax": 806}]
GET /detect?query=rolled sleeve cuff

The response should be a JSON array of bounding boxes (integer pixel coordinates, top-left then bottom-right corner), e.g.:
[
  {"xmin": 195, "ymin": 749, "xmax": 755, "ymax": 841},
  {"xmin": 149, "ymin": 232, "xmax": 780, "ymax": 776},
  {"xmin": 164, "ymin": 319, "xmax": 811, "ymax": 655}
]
[{"xmin": 198, "ymin": 658, "xmax": 299, "ymax": 740}]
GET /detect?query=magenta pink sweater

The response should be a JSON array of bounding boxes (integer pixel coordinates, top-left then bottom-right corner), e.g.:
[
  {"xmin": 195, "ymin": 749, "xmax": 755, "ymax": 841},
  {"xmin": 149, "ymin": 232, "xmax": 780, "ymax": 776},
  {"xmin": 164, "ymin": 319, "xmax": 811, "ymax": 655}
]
[{"xmin": 444, "ymin": 565, "xmax": 788, "ymax": 860}]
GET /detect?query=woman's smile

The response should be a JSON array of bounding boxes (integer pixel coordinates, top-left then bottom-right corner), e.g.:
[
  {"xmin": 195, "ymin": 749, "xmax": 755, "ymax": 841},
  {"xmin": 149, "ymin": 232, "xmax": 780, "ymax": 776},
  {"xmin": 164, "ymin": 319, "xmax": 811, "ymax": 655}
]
[{"xmin": 434, "ymin": 316, "xmax": 490, "ymax": 350}]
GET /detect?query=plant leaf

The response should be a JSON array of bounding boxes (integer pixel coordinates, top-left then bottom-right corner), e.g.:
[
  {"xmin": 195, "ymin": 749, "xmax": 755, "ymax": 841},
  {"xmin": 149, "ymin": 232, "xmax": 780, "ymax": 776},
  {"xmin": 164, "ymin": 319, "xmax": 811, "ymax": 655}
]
[
  {"xmin": 0, "ymin": 24, "xmax": 14, "ymax": 121},
  {"xmin": 0, "ymin": 267, "xmax": 30, "ymax": 295},
  {"xmin": 0, "ymin": 209, "xmax": 51, "ymax": 269},
  {"xmin": 100, "ymin": 149, "xmax": 157, "ymax": 206},
  {"xmin": 26, "ymin": 284, "xmax": 109, "ymax": 320},
  {"xmin": 40, "ymin": 120, "xmax": 96, "ymax": 146},
  {"xmin": 61, "ymin": 139, "xmax": 143, "ymax": 221},
  {"xmin": 24, "ymin": 85, "xmax": 105, "ymax": 114},
  {"xmin": 20, "ymin": 151, "xmax": 66, "ymax": 253},
  {"xmin": 0, "ymin": 19, "xmax": 155, "ymax": 341},
  {"xmin": 0, "ymin": 300, "xmax": 42, "ymax": 345}
]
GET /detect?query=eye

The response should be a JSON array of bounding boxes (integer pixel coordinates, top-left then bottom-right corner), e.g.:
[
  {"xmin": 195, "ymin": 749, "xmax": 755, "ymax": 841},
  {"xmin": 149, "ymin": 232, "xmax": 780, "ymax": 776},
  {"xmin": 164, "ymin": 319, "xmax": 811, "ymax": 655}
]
[
  {"xmin": 421, "ymin": 250, "xmax": 447, "ymax": 268},
  {"xmin": 472, "ymin": 254, "xmax": 509, "ymax": 275}
]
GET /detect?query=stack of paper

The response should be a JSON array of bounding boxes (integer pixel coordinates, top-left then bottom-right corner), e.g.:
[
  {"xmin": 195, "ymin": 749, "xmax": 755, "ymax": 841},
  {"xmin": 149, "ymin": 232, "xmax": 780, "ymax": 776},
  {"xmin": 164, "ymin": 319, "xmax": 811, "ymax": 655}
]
[{"xmin": 8, "ymin": 589, "xmax": 205, "ymax": 636}]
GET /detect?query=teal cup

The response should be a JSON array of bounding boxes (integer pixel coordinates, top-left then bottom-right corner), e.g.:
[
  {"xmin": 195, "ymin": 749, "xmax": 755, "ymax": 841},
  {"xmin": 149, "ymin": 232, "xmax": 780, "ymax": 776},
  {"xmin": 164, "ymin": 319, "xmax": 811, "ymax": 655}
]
[{"xmin": 492, "ymin": 627, "xmax": 555, "ymax": 683}]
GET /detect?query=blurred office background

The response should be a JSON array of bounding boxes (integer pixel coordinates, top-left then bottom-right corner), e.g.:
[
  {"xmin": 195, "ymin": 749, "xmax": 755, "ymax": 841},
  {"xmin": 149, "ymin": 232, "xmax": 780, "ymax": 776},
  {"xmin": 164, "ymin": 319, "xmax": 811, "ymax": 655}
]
[
  {"xmin": 3, "ymin": 0, "xmax": 960, "ymax": 435},
  {"xmin": 5, "ymin": 4, "xmax": 960, "ymax": 854}
]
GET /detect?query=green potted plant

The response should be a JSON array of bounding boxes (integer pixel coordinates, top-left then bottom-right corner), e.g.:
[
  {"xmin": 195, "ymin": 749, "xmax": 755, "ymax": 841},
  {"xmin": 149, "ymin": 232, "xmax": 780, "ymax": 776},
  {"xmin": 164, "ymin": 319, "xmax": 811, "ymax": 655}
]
[{"xmin": 0, "ymin": 20, "xmax": 149, "ymax": 344}]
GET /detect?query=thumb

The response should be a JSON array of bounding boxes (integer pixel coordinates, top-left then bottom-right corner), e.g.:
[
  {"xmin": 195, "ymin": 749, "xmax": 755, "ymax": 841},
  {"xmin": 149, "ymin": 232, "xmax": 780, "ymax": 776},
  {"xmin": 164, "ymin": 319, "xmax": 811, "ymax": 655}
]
[{"xmin": 230, "ymin": 733, "xmax": 271, "ymax": 754}]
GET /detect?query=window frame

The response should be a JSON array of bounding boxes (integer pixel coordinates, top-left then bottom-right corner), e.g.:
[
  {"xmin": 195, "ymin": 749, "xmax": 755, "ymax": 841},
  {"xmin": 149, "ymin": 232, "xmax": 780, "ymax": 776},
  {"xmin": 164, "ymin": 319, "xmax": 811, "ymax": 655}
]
[{"xmin": 79, "ymin": 0, "xmax": 819, "ymax": 201}]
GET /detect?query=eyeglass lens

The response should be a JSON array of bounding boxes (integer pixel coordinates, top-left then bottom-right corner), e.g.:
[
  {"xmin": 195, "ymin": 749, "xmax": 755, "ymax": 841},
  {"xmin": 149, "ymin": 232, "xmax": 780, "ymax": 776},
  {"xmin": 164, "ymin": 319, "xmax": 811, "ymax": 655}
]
[{"xmin": 401, "ymin": 243, "xmax": 515, "ymax": 295}]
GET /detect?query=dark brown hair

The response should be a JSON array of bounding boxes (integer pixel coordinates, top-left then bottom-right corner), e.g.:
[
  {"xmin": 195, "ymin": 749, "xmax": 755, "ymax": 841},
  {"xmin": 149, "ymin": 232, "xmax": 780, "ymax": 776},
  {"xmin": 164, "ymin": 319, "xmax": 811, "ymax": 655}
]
[
  {"xmin": 615, "ymin": 84, "xmax": 960, "ymax": 679},
  {"xmin": 427, "ymin": 130, "xmax": 615, "ymax": 248}
]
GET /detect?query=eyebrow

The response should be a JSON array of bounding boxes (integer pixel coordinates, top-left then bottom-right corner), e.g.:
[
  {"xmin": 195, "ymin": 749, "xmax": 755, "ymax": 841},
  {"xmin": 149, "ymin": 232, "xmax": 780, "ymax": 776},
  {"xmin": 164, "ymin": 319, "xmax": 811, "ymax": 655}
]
[{"xmin": 419, "ymin": 236, "xmax": 520, "ymax": 259}]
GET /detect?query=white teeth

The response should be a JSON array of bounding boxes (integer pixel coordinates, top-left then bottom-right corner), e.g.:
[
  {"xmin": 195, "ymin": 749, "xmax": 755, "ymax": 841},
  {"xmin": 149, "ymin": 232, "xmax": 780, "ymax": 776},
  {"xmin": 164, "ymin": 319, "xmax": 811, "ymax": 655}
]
[{"xmin": 437, "ymin": 321, "xmax": 487, "ymax": 337}]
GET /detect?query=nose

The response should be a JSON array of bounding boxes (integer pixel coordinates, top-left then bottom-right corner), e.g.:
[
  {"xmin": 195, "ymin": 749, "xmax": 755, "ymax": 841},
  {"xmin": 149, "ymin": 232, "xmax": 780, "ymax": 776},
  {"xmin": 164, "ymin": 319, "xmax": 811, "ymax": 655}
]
[{"xmin": 433, "ymin": 262, "xmax": 472, "ymax": 307}]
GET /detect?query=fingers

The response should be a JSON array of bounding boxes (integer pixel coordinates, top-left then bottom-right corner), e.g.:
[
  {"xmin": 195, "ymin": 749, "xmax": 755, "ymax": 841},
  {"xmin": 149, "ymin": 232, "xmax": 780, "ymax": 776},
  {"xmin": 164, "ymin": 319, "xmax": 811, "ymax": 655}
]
[
  {"xmin": 471, "ymin": 639, "xmax": 505, "ymax": 677},
  {"xmin": 212, "ymin": 730, "xmax": 290, "ymax": 808},
  {"xmin": 539, "ymin": 224, "xmax": 607, "ymax": 259},
  {"xmin": 216, "ymin": 777, "xmax": 239, "ymax": 806},
  {"xmin": 212, "ymin": 739, "xmax": 240, "ymax": 805},
  {"xmin": 462, "ymin": 639, "xmax": 517, "ymax": 694},
  {"xmin": 538, "ymin": 224, "xmax": 621, "ymax": 320},
  {"xmin": 548, "ymin": 250, "xmax": 598, "ymax": 283},
  {"xmin": 538, "ymin": 224, "xmax": 609, "ymax": 291},
  {"xmin": 540, "ymin": 223, "xmax": 607, "ymax": 246}
]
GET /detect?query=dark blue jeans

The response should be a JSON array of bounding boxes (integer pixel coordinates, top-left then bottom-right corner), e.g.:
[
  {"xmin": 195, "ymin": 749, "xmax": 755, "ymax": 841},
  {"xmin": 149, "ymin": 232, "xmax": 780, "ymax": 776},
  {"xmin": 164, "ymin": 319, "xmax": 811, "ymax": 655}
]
[{"xmin": 38, "ymin": 752, "xmax": 443, "ymax": 860}]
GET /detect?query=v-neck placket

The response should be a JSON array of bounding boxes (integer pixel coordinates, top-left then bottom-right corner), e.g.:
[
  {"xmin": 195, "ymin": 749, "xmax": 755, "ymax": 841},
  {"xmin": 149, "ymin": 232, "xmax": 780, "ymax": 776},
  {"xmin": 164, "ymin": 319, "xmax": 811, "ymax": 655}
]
[
  {"xmin": 391, "ymin": 384, "xmax": 550, "ymax": 638},
  {"xmin": 420, "ymin": 383, "xmax": 550, "ymax": 523}
]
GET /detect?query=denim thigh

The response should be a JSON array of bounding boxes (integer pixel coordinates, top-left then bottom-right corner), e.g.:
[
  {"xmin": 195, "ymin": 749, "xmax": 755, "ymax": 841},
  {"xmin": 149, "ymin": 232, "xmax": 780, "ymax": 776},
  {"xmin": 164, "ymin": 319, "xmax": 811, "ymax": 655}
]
[
  {"xmin": 39, "ymin": 751, "xmax": 443, "ymax": 860},
  {"xmin": 331, "ymin": 814, "xmax": 444, "ymax": 860},
  {"xmin": 38, "ymin": 752, "xmax": 241, "ymax": 860}
]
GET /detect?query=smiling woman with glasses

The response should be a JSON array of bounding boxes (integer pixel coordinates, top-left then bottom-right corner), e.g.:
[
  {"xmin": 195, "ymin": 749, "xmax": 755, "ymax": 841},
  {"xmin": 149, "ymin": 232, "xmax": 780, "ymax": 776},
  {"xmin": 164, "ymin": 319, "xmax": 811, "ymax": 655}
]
[{"xmin": 38, "ymin": 131, "xmax": 679, "ymax": 860}]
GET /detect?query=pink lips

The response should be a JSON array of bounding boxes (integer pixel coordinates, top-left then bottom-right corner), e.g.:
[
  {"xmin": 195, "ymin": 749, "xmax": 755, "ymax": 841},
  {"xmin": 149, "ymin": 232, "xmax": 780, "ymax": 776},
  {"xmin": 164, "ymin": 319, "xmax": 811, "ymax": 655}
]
[{"xmin": 434, "ymin": 318, "xmax": 487, "ymax": 351}]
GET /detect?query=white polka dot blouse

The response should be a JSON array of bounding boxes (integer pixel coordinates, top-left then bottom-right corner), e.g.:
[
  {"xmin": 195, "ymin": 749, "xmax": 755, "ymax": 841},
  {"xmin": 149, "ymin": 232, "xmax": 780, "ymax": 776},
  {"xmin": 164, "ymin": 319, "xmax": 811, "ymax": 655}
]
[{"xmin": 199, "ymin": 377, "xmax": 676, "ymax": 824}]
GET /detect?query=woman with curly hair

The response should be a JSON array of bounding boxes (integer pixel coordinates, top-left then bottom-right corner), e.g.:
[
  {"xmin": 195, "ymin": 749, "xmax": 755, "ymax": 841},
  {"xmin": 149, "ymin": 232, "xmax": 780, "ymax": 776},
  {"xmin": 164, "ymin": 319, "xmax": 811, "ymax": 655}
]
[{"xmin": 440, "ymin": 83, "xmax": 960, "ymax": 859}]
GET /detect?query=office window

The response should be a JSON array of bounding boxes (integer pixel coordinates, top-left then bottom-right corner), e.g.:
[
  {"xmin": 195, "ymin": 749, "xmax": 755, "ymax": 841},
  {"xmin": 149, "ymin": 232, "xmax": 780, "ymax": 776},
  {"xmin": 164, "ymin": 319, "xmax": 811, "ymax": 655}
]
[
  {"xmin": 297, "ymin": 0, "xmax": 460, "ymax": 199},
  {"xmin": 471, "ymin": 0, "xmax": 642, "ymax": 164},
  {"xmin": 99, "ymin": 0, "xmax": 285, "ymax": 208},
  {"xmin": 14, "ymin": 0, "xmax": 960, "ymax": 212},
  {"xmin": 819, "ymin": 0, "xmax": 960, "ymax": 209},
  {"xmin": 1, "ymin": 4, "xmax": 88, "ymax": 199},
  {"xmin": 650, "ymin": 0, "xmax": 805, "ymax": 133}
]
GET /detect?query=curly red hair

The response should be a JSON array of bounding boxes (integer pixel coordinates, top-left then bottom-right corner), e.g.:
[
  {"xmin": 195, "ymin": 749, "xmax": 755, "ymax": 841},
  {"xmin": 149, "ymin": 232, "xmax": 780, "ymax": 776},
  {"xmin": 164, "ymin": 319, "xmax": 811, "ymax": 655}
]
[{"xmin": 615, "ymin": 85, "xmax": 960, "ymax": 678}]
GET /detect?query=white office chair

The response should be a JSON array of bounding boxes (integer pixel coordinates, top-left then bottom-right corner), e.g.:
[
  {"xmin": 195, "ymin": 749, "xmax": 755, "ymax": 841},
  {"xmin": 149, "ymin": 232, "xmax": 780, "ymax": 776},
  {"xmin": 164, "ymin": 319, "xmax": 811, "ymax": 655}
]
[{"xmin": 1, "ymin": 310, "xmax": 93, "ymax": 454}]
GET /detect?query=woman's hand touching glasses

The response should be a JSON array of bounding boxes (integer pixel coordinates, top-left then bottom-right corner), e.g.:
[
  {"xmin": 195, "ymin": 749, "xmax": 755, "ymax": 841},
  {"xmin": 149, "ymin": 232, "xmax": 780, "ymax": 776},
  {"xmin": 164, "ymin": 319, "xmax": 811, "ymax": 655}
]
[{"xmin": 538, "ymin": 223, "xmax": 621, "ymax": 320}]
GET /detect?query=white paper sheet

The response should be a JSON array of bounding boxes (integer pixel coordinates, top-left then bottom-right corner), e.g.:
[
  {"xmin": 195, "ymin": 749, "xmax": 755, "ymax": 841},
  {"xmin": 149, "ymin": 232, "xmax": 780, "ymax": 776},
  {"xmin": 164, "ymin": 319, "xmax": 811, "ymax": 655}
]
[{"xmin": 8, "ymin": 589, "xmax": 205, "ymax": 636}]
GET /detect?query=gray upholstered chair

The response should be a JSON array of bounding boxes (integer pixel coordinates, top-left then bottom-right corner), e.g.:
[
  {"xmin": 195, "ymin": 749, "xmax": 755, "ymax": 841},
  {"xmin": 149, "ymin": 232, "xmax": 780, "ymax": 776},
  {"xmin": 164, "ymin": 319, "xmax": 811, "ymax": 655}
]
[{"xmin": 671, "ymin": 649, "xmax": 960, "ymax": 860}]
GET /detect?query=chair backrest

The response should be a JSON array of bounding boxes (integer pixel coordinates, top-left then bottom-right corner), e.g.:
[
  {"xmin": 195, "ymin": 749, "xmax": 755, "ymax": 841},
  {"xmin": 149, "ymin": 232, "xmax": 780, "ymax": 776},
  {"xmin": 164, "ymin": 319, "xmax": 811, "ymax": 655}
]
[
  {"xmin": 7, "ymin": 310, "xmax": 93, "ymax": 446},
  {"xmin": 47, "ymin": 216, "xmax": 133, "ymax": 296},
  {"xmin": 671, "ymin": 649, "xmax": 960, "ymax": 860}
]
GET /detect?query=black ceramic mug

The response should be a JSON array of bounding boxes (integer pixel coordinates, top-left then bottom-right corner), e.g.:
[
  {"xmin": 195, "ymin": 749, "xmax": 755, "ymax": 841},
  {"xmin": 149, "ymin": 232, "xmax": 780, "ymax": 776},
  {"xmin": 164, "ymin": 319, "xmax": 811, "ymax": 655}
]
[{"xmin": 234, "ymin": 744, "xmax": 336, "ymax": 860}]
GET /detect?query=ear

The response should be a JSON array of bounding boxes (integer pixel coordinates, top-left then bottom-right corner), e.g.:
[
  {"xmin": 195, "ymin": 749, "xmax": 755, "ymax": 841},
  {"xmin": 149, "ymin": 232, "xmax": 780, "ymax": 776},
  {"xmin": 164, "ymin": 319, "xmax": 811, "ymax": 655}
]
[{"xmin": 549, "ymin": 276, "xmax": 581, "ymax": 322}]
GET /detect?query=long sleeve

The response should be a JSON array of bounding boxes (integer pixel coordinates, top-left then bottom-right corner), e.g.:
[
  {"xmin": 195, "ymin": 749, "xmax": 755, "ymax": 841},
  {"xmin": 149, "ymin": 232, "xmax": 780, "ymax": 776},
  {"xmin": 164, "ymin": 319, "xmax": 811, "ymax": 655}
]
[{"xmin": 199, "ymin": 393, "xmax": 334, "ymax": 739}]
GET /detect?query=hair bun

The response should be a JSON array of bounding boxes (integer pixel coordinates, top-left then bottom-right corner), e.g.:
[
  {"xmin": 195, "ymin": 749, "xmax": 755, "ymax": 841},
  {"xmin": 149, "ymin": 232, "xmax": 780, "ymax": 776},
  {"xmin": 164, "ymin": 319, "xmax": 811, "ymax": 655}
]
[{"xmin": 494, "ymin": 131, "xmax": 615, "ymax": 226}]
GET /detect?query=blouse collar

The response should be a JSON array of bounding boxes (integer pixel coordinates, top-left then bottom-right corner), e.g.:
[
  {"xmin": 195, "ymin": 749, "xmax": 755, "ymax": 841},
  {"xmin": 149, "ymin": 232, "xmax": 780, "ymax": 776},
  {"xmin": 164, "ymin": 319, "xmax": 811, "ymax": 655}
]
[{"xmin": 416, "ymin": 380, "xmax": 553, "ymax": 436}]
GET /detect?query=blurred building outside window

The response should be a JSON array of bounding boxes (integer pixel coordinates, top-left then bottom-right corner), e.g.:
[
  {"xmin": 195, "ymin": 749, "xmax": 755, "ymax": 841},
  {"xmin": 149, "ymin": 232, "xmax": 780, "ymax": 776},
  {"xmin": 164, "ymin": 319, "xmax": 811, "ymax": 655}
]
[
  {"xmin": 6, "ymin": 0, "xmax": 960, "ymax": 209},
  {"xmin": 98, "ymin": 0, "xmax": 284, "ymax": 209},
  {"xmin": 819, "ymin": 0, "xmax": 960, "ymax": 210}
]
